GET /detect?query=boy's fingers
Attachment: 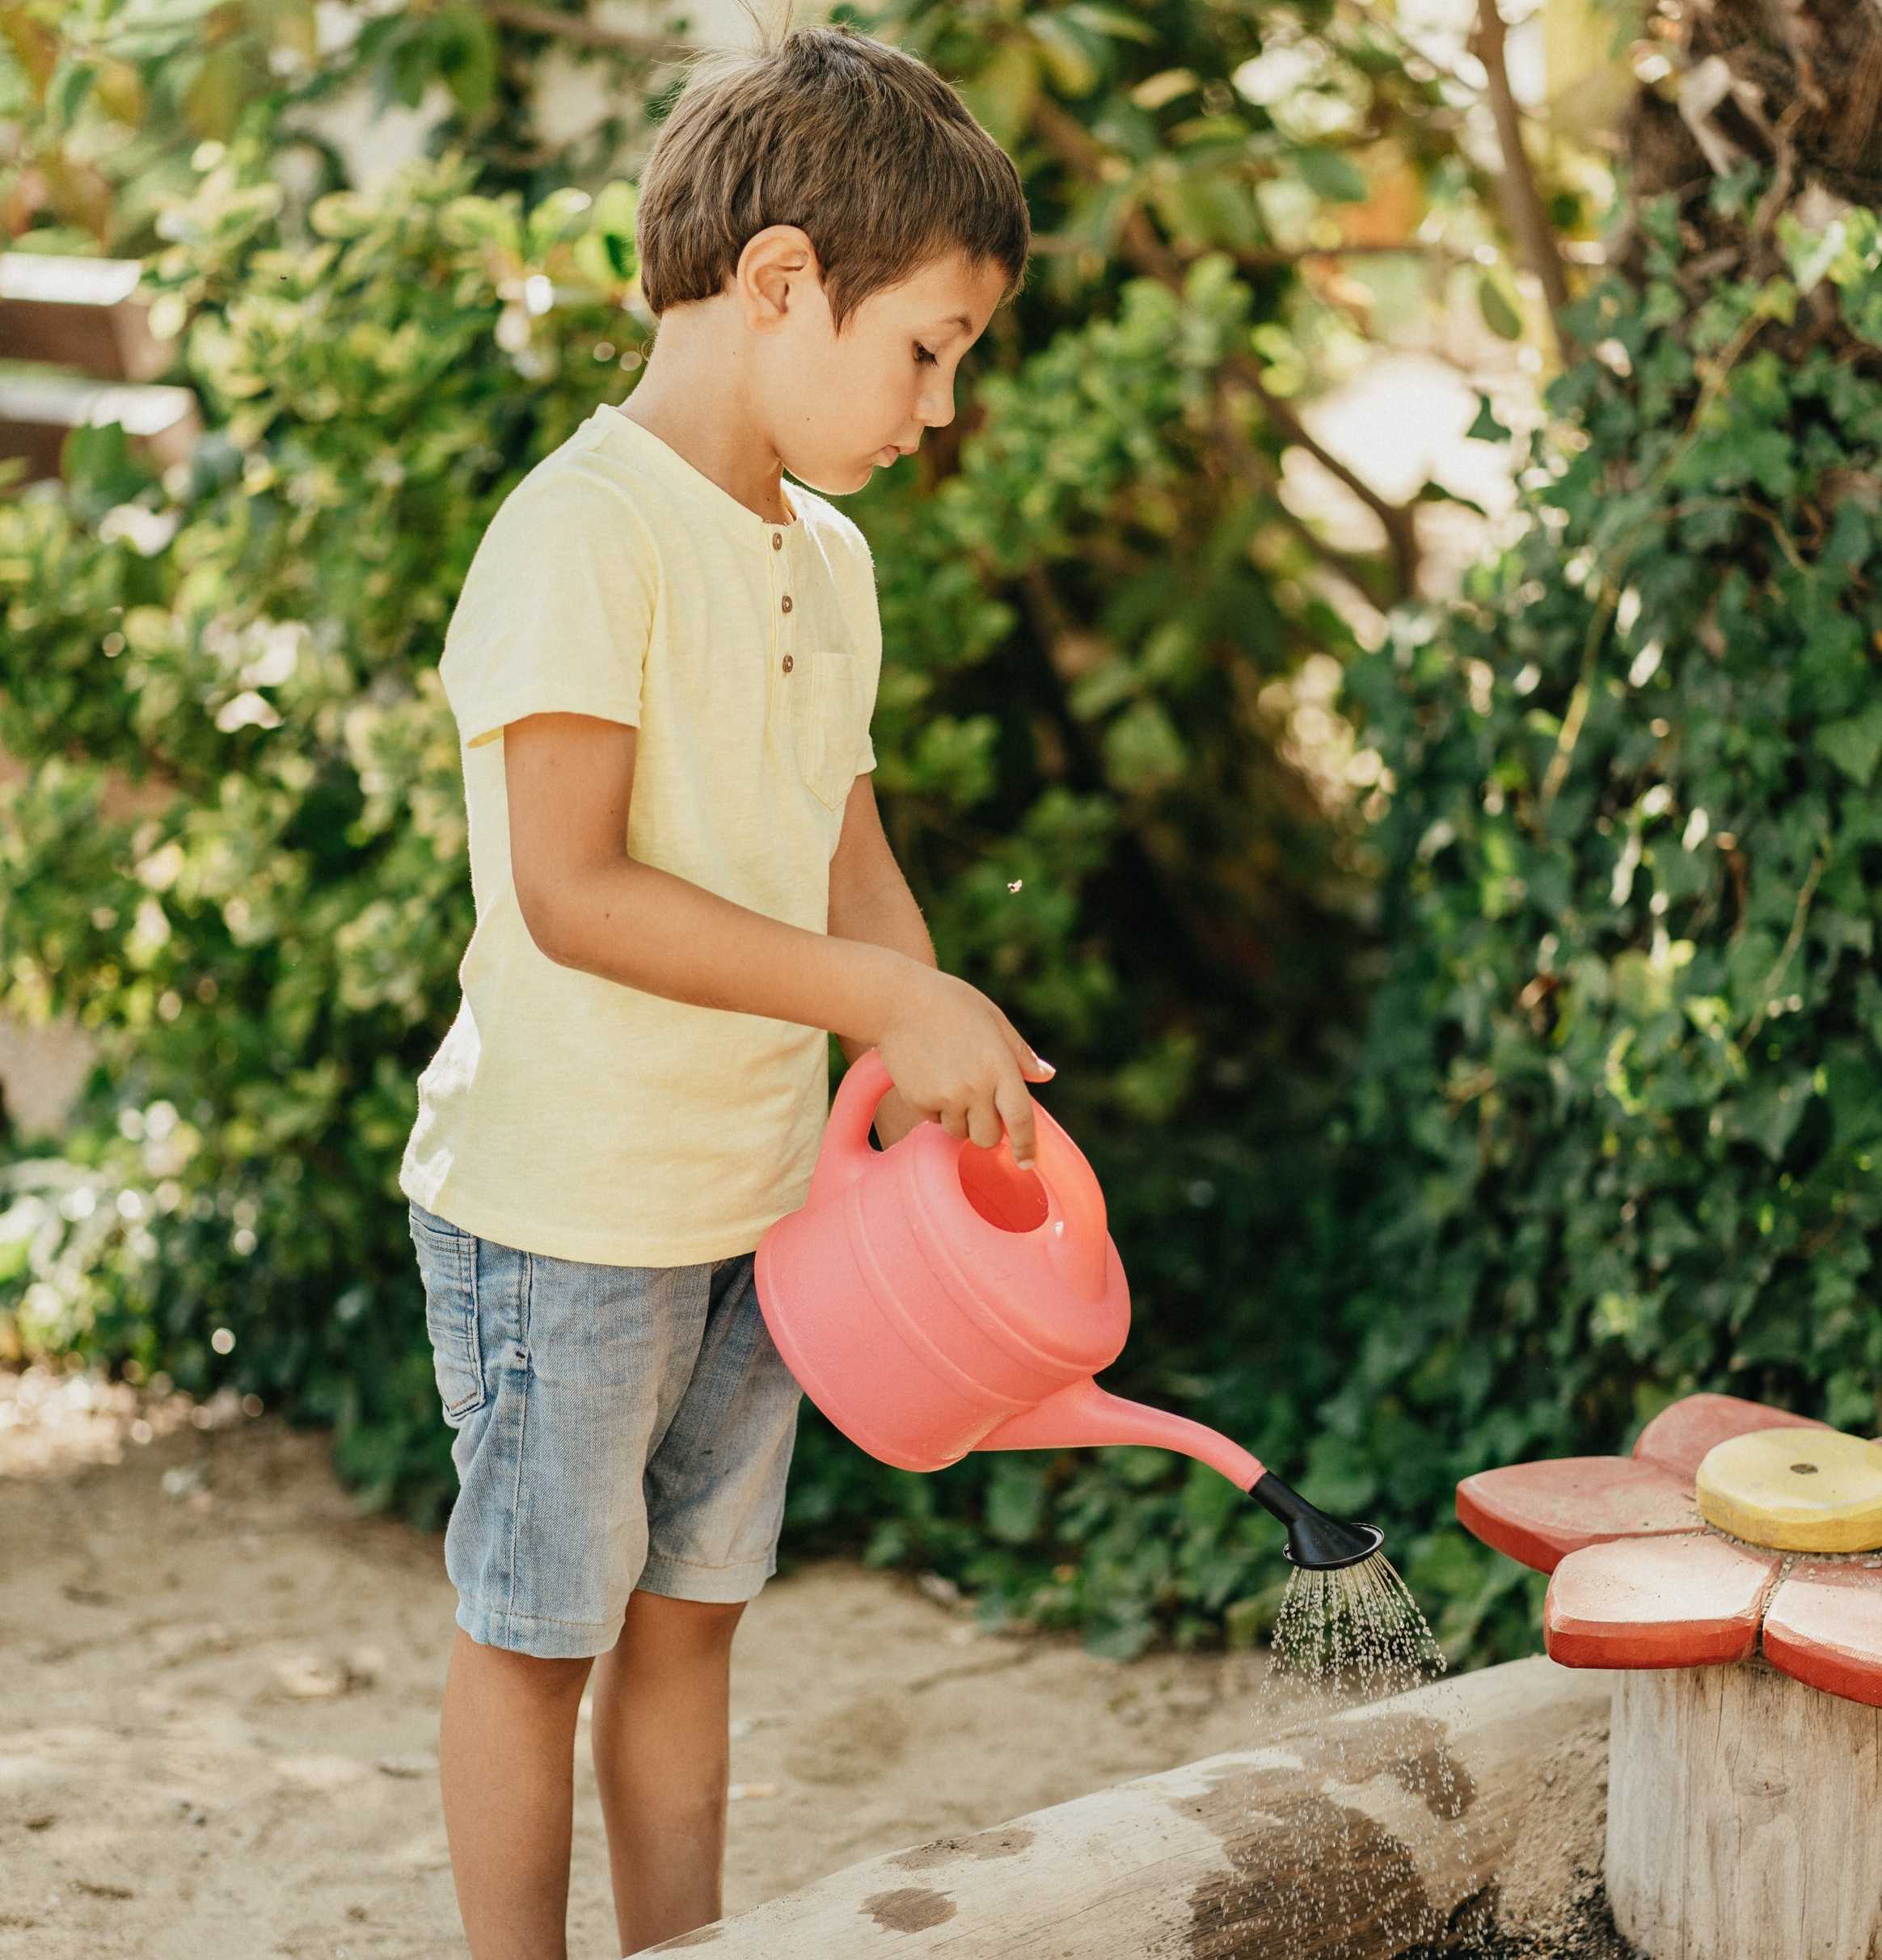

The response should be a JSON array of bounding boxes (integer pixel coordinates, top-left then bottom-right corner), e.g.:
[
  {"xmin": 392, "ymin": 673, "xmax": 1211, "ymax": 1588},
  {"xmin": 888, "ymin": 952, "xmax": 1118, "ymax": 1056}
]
[
  {"xmin": 972, "ymin": 1098, "xmax": 1011, "ymax": 1152},
  {"xmin": 994, "ymin": 1070, "xmax": 1037, "ymax": 1169},
  {"xmin": 998, "ymin": 1015, "xmax": 1054, "ymax": 1081}
]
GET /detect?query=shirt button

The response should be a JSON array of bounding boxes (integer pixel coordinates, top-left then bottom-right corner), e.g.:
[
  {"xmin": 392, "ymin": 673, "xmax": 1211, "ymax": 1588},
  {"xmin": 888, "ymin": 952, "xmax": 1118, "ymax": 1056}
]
[
  {"xmin": 771, "ymin": 532, "xmax": 783, "ymax": 550},
  {"xmin": 782, "ymin": 654, "xmax": 794, "ymax": 673},
  {"xmin": 781, "ymin": 594, "xmax": 793, "ymax": 613}
]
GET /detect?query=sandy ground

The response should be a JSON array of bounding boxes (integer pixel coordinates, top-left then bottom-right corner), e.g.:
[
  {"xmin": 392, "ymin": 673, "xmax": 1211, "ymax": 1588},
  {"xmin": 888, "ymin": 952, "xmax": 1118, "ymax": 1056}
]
[{"xmin": 0, "ymin": 1362, "xmax": 1334, "ymax": 1959}]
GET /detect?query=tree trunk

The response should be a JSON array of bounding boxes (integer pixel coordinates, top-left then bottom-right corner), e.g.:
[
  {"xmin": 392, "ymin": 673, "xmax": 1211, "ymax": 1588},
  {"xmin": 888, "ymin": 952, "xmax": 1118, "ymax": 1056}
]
[
  {"xmin": 645, "ymin": 1657, "xmax": 1612, "ymax": 1957},
  {"xmin": 1605, "ymin": 1660, "xmax": 1882, "ymax": 1960},
  {"xmin": 1620, "ymin": 0, "xmax": 1882, "ymax": 332}
]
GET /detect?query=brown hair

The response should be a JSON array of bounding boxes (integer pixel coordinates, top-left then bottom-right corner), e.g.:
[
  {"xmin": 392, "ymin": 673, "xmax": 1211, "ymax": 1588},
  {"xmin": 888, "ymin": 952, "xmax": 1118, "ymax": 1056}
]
[{"xmin": 634, "ymin": 3, "xmax": 1031, "ymax": 338}]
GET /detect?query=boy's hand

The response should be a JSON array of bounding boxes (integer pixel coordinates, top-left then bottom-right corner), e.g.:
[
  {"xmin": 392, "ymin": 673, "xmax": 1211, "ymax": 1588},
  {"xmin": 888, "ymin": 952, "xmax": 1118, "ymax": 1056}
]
[
  {"xmin": 871, "ymin": 1083, "xmax": 930, "ymax": 1153},
  {"xmin": 874, "ymin": 967, "xmax": 1054, "ymax": 1170}
]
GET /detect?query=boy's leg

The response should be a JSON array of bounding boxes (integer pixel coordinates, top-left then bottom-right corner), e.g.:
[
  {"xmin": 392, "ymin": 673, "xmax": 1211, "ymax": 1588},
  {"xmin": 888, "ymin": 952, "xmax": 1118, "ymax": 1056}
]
[
  {"xmin": 439, "ymin": 1627, "xmax": 597, "ymax": 1959},
  {"xmin": 590, "ymin": 1589, "xmax": 748, "ymax": 1955}
]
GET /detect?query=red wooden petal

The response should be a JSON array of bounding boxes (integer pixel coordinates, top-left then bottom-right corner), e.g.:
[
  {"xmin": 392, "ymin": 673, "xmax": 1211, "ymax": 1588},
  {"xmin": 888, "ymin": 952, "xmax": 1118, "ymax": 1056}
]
[
  {"xmin": 1762, "ymin": 1560, "xmax": 1882, "ymax": 1709},
  {"xmin": 1631, "ymin": 1392, "xmax": 1833, "ymax": 1490},
  {"xmin": 1543, "ymin": 1532, "xmax": 1782, "ymax": 1668},
  {"xmin": 1456, "ymin": 1456, "xmax": 1701, "ymax": 1574}
]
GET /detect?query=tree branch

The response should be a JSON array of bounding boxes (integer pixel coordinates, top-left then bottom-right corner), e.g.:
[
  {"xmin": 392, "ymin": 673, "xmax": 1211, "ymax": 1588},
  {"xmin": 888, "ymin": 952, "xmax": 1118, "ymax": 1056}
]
[
  {"xmin": 1026, "ymin": 94, "xmax": 1423, "ymax": 600},
  {"xmin": 477, "ymin": 2, "xmax": 692, "ymax": 61},
  {"xmin": 1471, "ymin": 0, "xmax": 1572, "ymax": 356},
  {"xmin": 1228, "ymin": 353, "xmax": 1421, "ymax": 597}
]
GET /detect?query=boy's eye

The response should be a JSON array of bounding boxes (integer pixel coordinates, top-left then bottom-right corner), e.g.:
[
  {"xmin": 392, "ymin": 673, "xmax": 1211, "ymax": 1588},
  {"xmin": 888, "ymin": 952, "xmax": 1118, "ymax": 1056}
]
[{"xmin": 914, "ymin": 343, "xmax": 938, "ymax": 367}]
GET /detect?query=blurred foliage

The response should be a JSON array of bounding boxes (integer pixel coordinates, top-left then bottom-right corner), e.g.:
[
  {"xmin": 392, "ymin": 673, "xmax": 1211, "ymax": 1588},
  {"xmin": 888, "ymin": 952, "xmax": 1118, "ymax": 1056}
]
[
  {"xmin": 19, "ymin": 0, "xmax": 1847, "ymax": 1673},
  {"xmin": 1320, "ymin": 182, "xmax": 1882, "ymax": 1657}
]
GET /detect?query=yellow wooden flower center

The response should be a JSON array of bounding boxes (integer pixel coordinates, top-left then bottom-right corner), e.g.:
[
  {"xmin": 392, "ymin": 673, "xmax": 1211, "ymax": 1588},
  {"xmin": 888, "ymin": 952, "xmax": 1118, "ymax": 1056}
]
[{"xmin": 1695, "ymin": 1428, "xmax": 1882, "ymax": 1553}]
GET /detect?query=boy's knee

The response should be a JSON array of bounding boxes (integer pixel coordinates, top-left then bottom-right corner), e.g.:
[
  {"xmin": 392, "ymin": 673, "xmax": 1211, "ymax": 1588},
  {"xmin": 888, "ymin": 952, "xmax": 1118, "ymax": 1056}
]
[
  {"xmin": 457, "ymin": 1625, "xmax": 597, "ymax": 1689},
  {"xmin": 623, "ymin": 1590, "xmax": 748, "ymax": 1652}
]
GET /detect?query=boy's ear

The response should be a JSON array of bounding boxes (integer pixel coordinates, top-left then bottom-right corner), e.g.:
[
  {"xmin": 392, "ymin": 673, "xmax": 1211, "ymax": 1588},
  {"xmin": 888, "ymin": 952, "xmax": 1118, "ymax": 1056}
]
[{"xmin": 738, "ymin": 224, "xmax": 822, "ymax": 331}]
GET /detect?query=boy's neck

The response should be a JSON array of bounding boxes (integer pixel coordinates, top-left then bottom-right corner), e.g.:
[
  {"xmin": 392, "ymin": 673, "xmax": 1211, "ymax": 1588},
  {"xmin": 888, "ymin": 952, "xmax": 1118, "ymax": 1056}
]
[{"xmin": 614, "ymin": 337, "xmax": 795, "ymax": 526}]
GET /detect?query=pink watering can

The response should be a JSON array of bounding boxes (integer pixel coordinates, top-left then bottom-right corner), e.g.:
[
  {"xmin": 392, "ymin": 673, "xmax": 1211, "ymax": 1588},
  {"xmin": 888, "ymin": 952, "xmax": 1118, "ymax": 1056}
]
[{"xmin": 753, "ymin": 1047, "xmax": 1382, "ymax": 1570}]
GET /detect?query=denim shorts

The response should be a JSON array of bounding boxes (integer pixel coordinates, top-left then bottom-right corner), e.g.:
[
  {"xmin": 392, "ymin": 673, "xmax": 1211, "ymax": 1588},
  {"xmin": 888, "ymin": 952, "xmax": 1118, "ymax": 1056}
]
[{"xmin": 407, "ymin": 1199, "xmax": 804, "ymax": 1659}]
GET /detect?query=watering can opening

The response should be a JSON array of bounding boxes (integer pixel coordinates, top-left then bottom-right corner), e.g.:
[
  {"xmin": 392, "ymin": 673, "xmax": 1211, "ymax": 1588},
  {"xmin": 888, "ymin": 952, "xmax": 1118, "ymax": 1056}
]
[{"xmin": 958, "ymin": 1138, "xmax": 1050, "ymax": 1235}]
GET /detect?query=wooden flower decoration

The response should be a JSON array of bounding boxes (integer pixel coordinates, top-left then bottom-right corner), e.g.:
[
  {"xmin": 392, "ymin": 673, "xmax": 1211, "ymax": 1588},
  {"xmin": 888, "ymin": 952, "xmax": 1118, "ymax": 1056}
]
[
  {"xmin": 1456, "ymin": 1391, "xmax": 1882, "ymax": 1705},
  {"xmin": 1456, "ymin": 1393, "xmax": 1882, "ymax": 1958}
]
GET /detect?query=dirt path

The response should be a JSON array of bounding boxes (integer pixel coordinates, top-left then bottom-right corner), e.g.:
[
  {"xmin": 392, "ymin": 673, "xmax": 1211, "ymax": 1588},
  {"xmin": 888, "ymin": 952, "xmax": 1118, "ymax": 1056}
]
[{"xmin": 0, "ymin": 1363, "xmax": 1320, "ymax": 1958}]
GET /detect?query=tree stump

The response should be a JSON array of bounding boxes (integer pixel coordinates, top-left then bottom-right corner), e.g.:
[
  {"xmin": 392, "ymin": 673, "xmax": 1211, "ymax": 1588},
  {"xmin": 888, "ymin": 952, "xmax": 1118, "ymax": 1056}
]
[{"xmin": 1606, "ymin": 1659, "xmax": 1882, "ymax": 1960}]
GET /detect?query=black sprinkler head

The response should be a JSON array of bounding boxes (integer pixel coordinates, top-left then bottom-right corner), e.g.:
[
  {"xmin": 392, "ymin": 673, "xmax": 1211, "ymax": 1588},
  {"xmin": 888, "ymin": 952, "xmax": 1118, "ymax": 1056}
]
[{"xmin": 1251, "ymin": 1470, "xmax": 1385, "ymax": 1571}]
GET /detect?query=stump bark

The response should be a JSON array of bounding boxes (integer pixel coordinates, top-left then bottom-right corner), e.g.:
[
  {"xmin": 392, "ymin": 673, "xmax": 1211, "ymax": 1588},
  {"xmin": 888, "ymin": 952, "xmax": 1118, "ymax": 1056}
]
[{"xmin": 1605, "ymin": 1659, "xmax": 1882, "ymax": 1960}]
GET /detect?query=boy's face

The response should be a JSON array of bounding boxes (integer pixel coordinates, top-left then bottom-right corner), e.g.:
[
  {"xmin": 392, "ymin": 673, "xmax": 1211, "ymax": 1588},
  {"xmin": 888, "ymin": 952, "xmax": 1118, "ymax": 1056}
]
[{"xmin": 755, "ymin": 240, "xmax": 1011, "ymax": 494}]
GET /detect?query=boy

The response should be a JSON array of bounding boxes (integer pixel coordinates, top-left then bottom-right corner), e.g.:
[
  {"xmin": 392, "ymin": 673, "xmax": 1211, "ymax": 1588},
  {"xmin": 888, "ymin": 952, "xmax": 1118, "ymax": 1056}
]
[{"xmin": 398, "ymin": 18, "xmax": 1049, "ymax": 1958}]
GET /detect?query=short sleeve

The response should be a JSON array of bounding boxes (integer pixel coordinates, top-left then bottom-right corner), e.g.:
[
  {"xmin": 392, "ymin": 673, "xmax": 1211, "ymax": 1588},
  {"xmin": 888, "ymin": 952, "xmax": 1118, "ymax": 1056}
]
[{"xmin": 440, "ymin": 468, "xmax": 655, "ymax": 752}]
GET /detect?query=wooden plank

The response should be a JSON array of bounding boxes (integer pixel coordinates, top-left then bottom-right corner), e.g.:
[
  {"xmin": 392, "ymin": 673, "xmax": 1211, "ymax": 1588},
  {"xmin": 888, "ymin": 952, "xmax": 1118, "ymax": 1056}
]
[
  {"xmin": 0, "ymin": 251, "xmax": 171, "ymax": 381},
  {"xmin": 0, "ymin": 373, "xmax": 200, "ymax": 487},
  {"xmin": 1606, "ymin": 1662, "xmax": 1882, "ymax": 1960},
  {"xmin": 645, "ymin": 1655, "xmax": 1615, "ymax": 1957}
]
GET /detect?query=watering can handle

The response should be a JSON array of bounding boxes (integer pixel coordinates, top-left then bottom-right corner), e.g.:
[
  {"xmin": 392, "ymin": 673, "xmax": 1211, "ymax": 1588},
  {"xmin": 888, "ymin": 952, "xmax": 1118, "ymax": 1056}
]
[{"xmin": 815, "ymin": 1045, "xmax": 897, "ymax": 1206}]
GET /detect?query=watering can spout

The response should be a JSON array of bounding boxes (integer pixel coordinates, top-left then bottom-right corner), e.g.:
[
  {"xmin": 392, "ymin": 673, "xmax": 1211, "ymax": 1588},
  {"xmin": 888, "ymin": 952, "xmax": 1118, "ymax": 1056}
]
[
  {"xmin": 974, "ymin": 1380, "xmax": 1386, "ymax": 1571},
  {"xmin": 975, "ymin": 1376, "xmax": 1267, "ymax": 1493}
]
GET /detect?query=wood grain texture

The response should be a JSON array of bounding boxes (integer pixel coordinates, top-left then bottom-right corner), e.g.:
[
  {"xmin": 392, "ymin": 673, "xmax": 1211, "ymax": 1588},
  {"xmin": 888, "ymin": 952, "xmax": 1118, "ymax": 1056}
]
[
  {"xmin": 1606, "ymin": 1660, "xmax": 1882, "ymax": 1960},
  {"xmin": 645, "ymin": 1656, "xmax": 1615, "ymax": 1957}
]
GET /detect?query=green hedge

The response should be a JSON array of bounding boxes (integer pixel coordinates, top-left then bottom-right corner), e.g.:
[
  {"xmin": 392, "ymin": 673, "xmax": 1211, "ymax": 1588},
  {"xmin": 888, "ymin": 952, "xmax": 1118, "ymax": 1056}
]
[{"xmin": 1314, "ymin": 180, "xmax": 1882, "ymax": 1658}]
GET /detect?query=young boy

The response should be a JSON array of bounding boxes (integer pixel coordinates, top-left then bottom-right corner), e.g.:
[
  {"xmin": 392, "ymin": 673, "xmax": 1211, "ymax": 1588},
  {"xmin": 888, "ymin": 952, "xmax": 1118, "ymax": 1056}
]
[{"xmin": 397, "ymin": 19, "xmax": 1049, "ymax": 1958}]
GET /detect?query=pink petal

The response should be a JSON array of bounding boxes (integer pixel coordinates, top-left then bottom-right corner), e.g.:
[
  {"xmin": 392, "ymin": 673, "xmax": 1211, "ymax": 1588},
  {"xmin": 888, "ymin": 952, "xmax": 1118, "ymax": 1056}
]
[
  {"xmin": 1544, "ymin": 1533, "xmax": 1782, "ymax": 1667},
  {"xmin": 1762, "ymin": 1560, "xmax": 1882, "ymax": 1709},
  {"xmin": 1457, "ymin": 1456, "xmax": 1701, "ymax": 1574},
  {"xmin": 1631, "ymin": 1392, "xmax": 1833, "ymax": 1490}
]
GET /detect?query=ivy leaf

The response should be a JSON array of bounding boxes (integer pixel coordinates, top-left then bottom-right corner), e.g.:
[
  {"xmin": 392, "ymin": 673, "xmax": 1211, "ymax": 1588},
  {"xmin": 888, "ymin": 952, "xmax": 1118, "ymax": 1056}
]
[
  {"xmin": 984, "ymin": 1461, "xmax": 1048, "ymax": 1543},
  {"xmin": 1817, "ymin": 702, "xmax": 1882, "ymax": 786},
  {"xmin": 1731, "ymin": 1074, "xmax": 1814, "ymax": 1161},
  {"xmin": 1466, "ymin": 392, "xmax": 1510, "ymax": 442}
]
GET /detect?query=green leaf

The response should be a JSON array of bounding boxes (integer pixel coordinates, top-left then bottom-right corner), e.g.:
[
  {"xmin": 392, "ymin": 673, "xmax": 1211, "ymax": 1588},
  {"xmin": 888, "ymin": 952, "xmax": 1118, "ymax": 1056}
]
[
  {"xmin": 984, "ymin": 1461, "xmax": 1047, "ymax": 1543},
  {"xmin": 1294, "ymin": 146, "xmax": 1369, "ymax": 204},
  {"xmin": 48, "ymin": 57, "xmax": 96, "ymax": 132},
  {"xmin": 1029, "ymin": 15, "xmax": 1100, "ymax": 98},
  {"xmin": 1817, "ymin": 702, "xmax": 1882, "ymax": 786},
  {"xmin": 1477, "ymin": 272, "xmax": 1523, "ymax": 340},
  {"xmin": 1065, "ymin": 4, "xmax": 1160, "ymax": 44},
  {"xmin": 1466, "ymin": 391, "xmax": 1509, "ymax": 442}
]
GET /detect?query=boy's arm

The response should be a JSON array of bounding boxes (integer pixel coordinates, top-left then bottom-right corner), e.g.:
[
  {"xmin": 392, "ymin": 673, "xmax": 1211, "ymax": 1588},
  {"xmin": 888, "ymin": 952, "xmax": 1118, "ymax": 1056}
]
[
  {"xmin": 825, "ymin": 771, "xmax": 938, "ymax": 1147},
  {"xmin": 501, "ymin": 713, "xmax": 1043, "ymax": 1152},
  {"xmin": 504, "ymin": 711, "xmax": 918, "ymax": 1051},
  {"xmin": 496, "ymin": 717, "xmax": 914, "ymax": 1050}
]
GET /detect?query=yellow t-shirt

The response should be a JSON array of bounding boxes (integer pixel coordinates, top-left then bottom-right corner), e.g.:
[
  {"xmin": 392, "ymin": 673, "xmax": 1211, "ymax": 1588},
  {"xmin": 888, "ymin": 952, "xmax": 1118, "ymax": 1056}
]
[{"xmin": 399, "ymin": 402, "xmax": 881, "ymax": 1266}]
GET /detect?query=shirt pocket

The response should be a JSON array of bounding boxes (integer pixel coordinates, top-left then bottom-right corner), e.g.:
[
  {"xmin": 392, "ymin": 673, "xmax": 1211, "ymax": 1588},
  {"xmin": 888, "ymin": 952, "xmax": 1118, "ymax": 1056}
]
[
  {"xmin": 409, "ymin": 1206, "xmax": 488, "ymax": 1427},
  {"xmin": 789, "ymin": 644, "xmax": 869, "ymax": 812}
]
